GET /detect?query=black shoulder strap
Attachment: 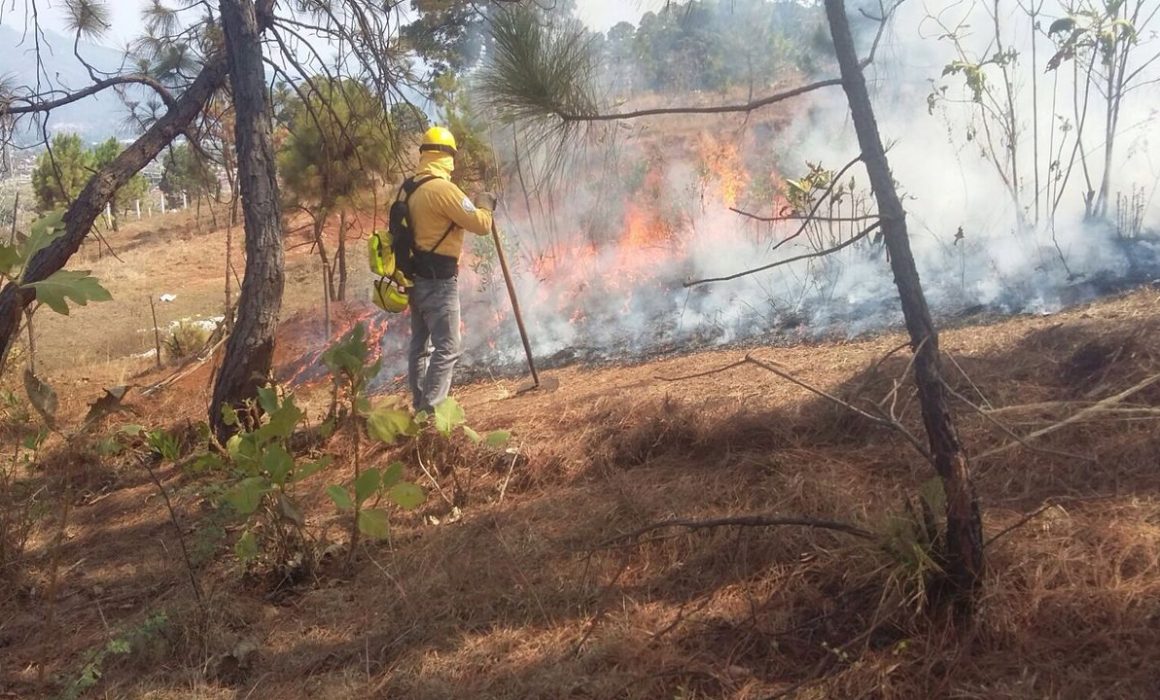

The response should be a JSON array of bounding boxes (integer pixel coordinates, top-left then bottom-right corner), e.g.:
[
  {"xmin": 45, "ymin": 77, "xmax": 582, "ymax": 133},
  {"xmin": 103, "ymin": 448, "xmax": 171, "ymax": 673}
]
[
  {"xmin": 402, "ymin": 175, "xmax": 439, "ymax": 202},
  {"xmin": 403, "ymin": 175, "xmax": 458, "ymax": 255},
  {"xmin": 425, "ymin": 222, "xmax": 457, "ymax": 255}
]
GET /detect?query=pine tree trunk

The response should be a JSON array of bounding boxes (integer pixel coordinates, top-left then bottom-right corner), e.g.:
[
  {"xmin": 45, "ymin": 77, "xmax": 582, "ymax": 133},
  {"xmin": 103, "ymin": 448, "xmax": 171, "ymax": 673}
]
[
  {"xmin": 210, "ymin": 0, "xmax": 285, "ymax": 439},
  {"xmin": 0, "ymin": 54, "xmax": 229, "ymax": 374},
  {"xmin": 336, "ymin": 210, "xmax": 348, "ymax": 302},
  {"xmin": 824, "ymin": 0, "xmax": 984, "ymax": 599}
]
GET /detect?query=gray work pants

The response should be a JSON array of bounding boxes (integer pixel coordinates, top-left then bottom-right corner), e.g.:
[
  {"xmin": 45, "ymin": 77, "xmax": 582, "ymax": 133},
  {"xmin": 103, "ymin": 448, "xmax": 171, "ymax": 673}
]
[{"xmin": 408, "ymin": 276, "xmax": 462, "ymax": 412}]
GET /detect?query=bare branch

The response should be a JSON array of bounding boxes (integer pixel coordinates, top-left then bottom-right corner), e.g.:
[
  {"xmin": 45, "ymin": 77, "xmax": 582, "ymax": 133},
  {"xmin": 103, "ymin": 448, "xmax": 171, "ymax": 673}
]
[
  {"xmin": 976, "ymin": 374, "xmax": 1160, "ymax": 460},
  {"xmin": 684, "ymin": 219, "xmax": 880, "ymax": 287},
  {"xmin": 1, "ymin": 74, "xmax": 177, "ymax": 116}
]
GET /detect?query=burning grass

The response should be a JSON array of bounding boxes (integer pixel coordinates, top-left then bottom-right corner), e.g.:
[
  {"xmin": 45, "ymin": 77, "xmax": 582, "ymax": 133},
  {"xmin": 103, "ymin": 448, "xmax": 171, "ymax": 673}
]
[{"xmin": 3, "ymin": 289, "xmax": 1160, "ymax": 698}]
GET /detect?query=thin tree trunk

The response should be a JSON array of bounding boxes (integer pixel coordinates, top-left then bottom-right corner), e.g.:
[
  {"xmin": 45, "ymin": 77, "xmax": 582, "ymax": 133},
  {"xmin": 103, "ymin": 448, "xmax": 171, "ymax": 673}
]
[
  {"xmin": 825, "ymin": 0, "xmax": 983, "ymax": 599},
  {"xmin": 210, "ymin": 0, "xmax": 285, "ymax": 439},
  {"xmin": 225, "ymin": 194, "xmax": 234, "ymax": 332},
  {"xmin": 336, "ymin": 209, "xmax": 348, "ymax": 302},
  {"xmin": 0, "ymin": 53, "xmax": 230, "ymax": 372}
]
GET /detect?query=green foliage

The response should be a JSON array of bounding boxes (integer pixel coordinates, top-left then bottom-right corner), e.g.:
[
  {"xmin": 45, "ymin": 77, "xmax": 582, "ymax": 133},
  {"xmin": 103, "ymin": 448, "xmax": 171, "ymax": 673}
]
[
  {"xmin": 432, "ymin": 73, "xmax": 498, "ymax": 187},
  {"xmin": 159, "ymin": 143, "xmax": 218, "ymax": 208},
  {"xmin": 217, "ymin": 387, "xmax": 329, "ymax": 570},
  {"xmin": 31, "ymin": 134, "xmax": 92, "ymax": 212},
  {"xmin": 600, "ymin": 0, "xmax": 825, "ymax": 95},
  {"xmin": 23, "ymin": 269, "xmax": 113, "ymax": 315},
  {"xmin": 478, "ymin": 6, "xmax": 598, "ymax": 127},
  {"xmin": 91, "ymin": 137, "xmax": 149, "ymax": 221},
  {"xmin": 277, "ymin": 78, "xmax": 396, "ymax": 214},
  {"xmin": 62, "ymin": 612, "xmax": 170, "ymax": 700},
  {"xmin": 164, "ymin": 321, "xmax": 212, "ymax": 360},
  {"xmin": 2, "ymin": 193, "xmax": 112, "ymax": 319},
  {"xmin": 390, "ymin": 102, "xmax": 430, "ymax": 136},
  {"xmin": 881, "ymin": 478, "xmax": 947, "ymax": 615}
]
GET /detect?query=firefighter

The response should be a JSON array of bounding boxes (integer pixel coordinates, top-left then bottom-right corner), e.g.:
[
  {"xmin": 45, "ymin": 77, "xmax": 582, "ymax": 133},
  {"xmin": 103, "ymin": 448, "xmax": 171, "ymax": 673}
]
[{"xmin": 405, "ymin": 126, "xmax": 496, "ymax": 413}]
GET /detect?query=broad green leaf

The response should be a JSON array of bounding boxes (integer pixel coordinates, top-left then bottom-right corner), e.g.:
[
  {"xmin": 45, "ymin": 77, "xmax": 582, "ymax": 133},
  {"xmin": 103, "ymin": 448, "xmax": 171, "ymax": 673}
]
[
  {"xmin": 357, "ymin": 508, "xmax": 390, "ymax": 540},
  {"xmin": 326, "ymin": 485, "xmax": 355, "ymax": 512},
  {"xmin": 188, "ymin": 453, "xmax": 225, "ymax": 474},
  {"xmin": 21, "ymin": 428, "xmax": 48, "ymax": 451},
  {"xmin": 484, "ymin": 430, "xmax": 512, "ymax": 448},
  {"xmin": 235, "ymin": 530, "xmax": 258, "ymax": 562},
  {"xmin": 319, "ymin": 416, "xmax": 337, "ymax": 440},
  {"xmin": 278, "ymin": 493, "xmax": 305, "ymax": 526},
  {"xmin": 367, "ymin": 405, "xmax": 415, "ymax": 445},
  {"xmin": 221, "ymin": 404, "xmax": 239, "ymax": 427},
  {"xmin": 380, "ymin": 461, "xmax": 404, "ymax": 489},
  {"xmin": 388, "ymin": 482, "xmax": 425, "ymax": 510},
  {"xmin": 354, "ymin": 396, "xmax": 372, "ymax": 416},
  {"xmin": 262, "ymin": 444, "xmax": 294, "ymax": 485},
  {"xmin": 227, "ymin": 434, "xmax": 260, "ymax": 473},
  {"xmin": 462, "ymin": 426, "xmax": 481, "ymax": 443},
  {"xmin": 119, "ymin": 424, "xmax": 145, "ymax": 436},
  {"xmin": 355, "ymin": 468, "xmax": 381, "ymax": 504},
  {"xmin": 225, "ymin": 477, "xmax": 268, "ymax": 515},
  {"xmin": 96, "ymin": 437, "xmax": 122, "ymax": 456},
  {"xmin": 321, "ymin": 323, "xmax": 370, "ymax": 378},
  {"xmin": 21, "ymin": 210, "xmax": 65, "ymax": 265},
  {"xmin": 433, "ymin": 398, "xmax": 466, "ymax": 437},
  {"xmin": 292, "ymin": 455, "xmax": 333, "ymax": 483},
  {"xmin": 256, "ymin": 397, "xmax": 303, "ymax": 443},
  {"xmin": 256, "ymin": 386, "xmax": 280, "ymax": 415},
  {"xmin": 0, "ymin": 243, "xmax": 21, "ymax": 277},
  {"xmin": 24, "ymin": 269, "xmax": 112, "ymax": 315},
  {"xmin": 226, "ymin": 434, "xmax": 244, "ymax": 460}
]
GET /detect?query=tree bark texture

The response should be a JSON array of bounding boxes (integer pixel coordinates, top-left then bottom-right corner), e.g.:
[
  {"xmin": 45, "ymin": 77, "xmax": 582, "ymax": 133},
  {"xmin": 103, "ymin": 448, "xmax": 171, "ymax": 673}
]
[
  {"xmin": 211, "ymin": 0, "xmax": 285, "ymax": 439},
  {"xmin": 0, "ymin": 54, "xmax": 230, "ymax": 372},
  {"xmin": 336, "ymin": 210, "xmax": 347, "ymax": 301},
  {"xmin": 824, "ymin": 0, "xmax": 984, "ymax": 596}
]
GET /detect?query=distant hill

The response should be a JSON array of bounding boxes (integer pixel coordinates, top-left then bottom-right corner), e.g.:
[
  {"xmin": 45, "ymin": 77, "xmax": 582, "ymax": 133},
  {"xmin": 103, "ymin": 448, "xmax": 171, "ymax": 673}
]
[{"xmin": 0, "ymin": 24, "xmax": 134, "ymax": 143}]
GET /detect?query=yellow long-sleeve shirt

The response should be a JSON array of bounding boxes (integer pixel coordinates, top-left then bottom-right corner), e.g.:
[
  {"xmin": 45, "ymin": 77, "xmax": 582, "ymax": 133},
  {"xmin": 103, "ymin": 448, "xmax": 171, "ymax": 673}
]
[{"xmin": 406, "ymin": 152, "xmax": 494, "ymax": 259}]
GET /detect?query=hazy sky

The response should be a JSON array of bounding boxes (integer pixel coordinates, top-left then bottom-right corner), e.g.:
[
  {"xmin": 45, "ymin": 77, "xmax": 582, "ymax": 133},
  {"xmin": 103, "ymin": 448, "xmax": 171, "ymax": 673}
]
[{"xmin": 0, "ymin": 0, "xmax": 670, "ymax": 46}]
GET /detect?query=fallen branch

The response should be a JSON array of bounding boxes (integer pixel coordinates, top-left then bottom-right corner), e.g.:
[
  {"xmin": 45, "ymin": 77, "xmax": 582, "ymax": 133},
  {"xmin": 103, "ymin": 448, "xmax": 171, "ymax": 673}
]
[
  {"xmin": 743, "ymin": 353, "xmax": 933, "ymax": 463},
  {"xmin": 941, "ymin": 379, "xmax": 1095, "ymax": 464},
  {"xmin": 598, "ymin": 514, "xmax": 875, "ymax": 549},
  {"xmin": 655, "ymin": 359, "xmax": 748, "ymax": 382},
  {"xmin": 976, "ymin": 373, "xmax": 1160, "ymax": 460},
  {"xmin": 140, "ymin": 334, "xmax": 229, "ymax": 397},
  {"xmin": 985, "ymin": 503, "xmax": 1059, "ymax": 549}
]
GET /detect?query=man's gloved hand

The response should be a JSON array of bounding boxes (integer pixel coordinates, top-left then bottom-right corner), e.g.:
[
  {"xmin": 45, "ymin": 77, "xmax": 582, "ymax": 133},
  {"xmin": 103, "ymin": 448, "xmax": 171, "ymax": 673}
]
[{"xmin": 475, "ymin": 191, "xmax": 499, "ymax": 211}]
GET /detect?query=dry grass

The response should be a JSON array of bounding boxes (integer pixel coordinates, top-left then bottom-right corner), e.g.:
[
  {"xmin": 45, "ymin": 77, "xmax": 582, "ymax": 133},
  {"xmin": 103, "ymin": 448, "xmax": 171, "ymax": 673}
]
[{"xmin": 3, "ymin": 217, "xmax": 1160, "ymax": 698}]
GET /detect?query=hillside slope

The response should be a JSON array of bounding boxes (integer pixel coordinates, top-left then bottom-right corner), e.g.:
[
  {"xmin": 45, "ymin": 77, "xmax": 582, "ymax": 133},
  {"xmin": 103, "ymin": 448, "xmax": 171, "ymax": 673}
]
[{"xmin": 2, "ymin": 258, "xmax": 1158, "ymax": 697}]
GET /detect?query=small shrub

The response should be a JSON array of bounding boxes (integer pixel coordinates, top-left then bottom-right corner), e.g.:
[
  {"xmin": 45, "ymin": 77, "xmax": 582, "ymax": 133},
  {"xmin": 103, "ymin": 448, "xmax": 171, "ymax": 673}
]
[{"xmin": 164, "ymin": 322, "xmax": 211, "ymax": 361}]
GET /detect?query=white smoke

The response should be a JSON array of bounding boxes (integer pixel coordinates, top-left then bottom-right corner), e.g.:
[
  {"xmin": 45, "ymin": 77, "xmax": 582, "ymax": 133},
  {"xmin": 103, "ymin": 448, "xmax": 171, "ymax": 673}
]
[{"xmin": 369, "ymin": 0, "xmax": 1160, "ymax": 381}]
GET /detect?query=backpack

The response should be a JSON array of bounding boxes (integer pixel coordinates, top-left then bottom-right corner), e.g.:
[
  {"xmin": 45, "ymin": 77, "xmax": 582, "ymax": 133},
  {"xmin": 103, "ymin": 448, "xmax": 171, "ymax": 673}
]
[{"xmin": 367, "ymin": 176, "xmax": 453, "ymax": 313}]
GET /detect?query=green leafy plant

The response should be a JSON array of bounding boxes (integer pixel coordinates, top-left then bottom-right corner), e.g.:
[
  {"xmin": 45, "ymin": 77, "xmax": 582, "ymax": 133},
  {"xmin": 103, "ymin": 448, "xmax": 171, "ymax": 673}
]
[
  {"xmin": 218, "ymin": 387, "xmax": 331, "ymax": 575},
  {"xmin": 0, "ymin": 210, "xmax": 112, "ymax": 317},
  {"xmin": 164, "ymin": 321, "xmax": 212, "ymax": 360},
  {"xmin": 322, "ymin": 324, "xmax": 425, "ymax": 553},
  {"xmin": 881, "ymin": 478, "xmax": 947, "ymax": 615},
  {"xmin": 62, "ymin": 612, "xmax": 169, "ymax": 700}
]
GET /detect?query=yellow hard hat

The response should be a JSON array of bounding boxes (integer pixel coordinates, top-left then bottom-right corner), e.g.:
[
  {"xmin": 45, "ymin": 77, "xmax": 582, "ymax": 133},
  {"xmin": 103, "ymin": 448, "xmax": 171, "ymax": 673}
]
[{"xmin": 420, "ymin": 126, "xmax": 457, "ymax": 156}]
